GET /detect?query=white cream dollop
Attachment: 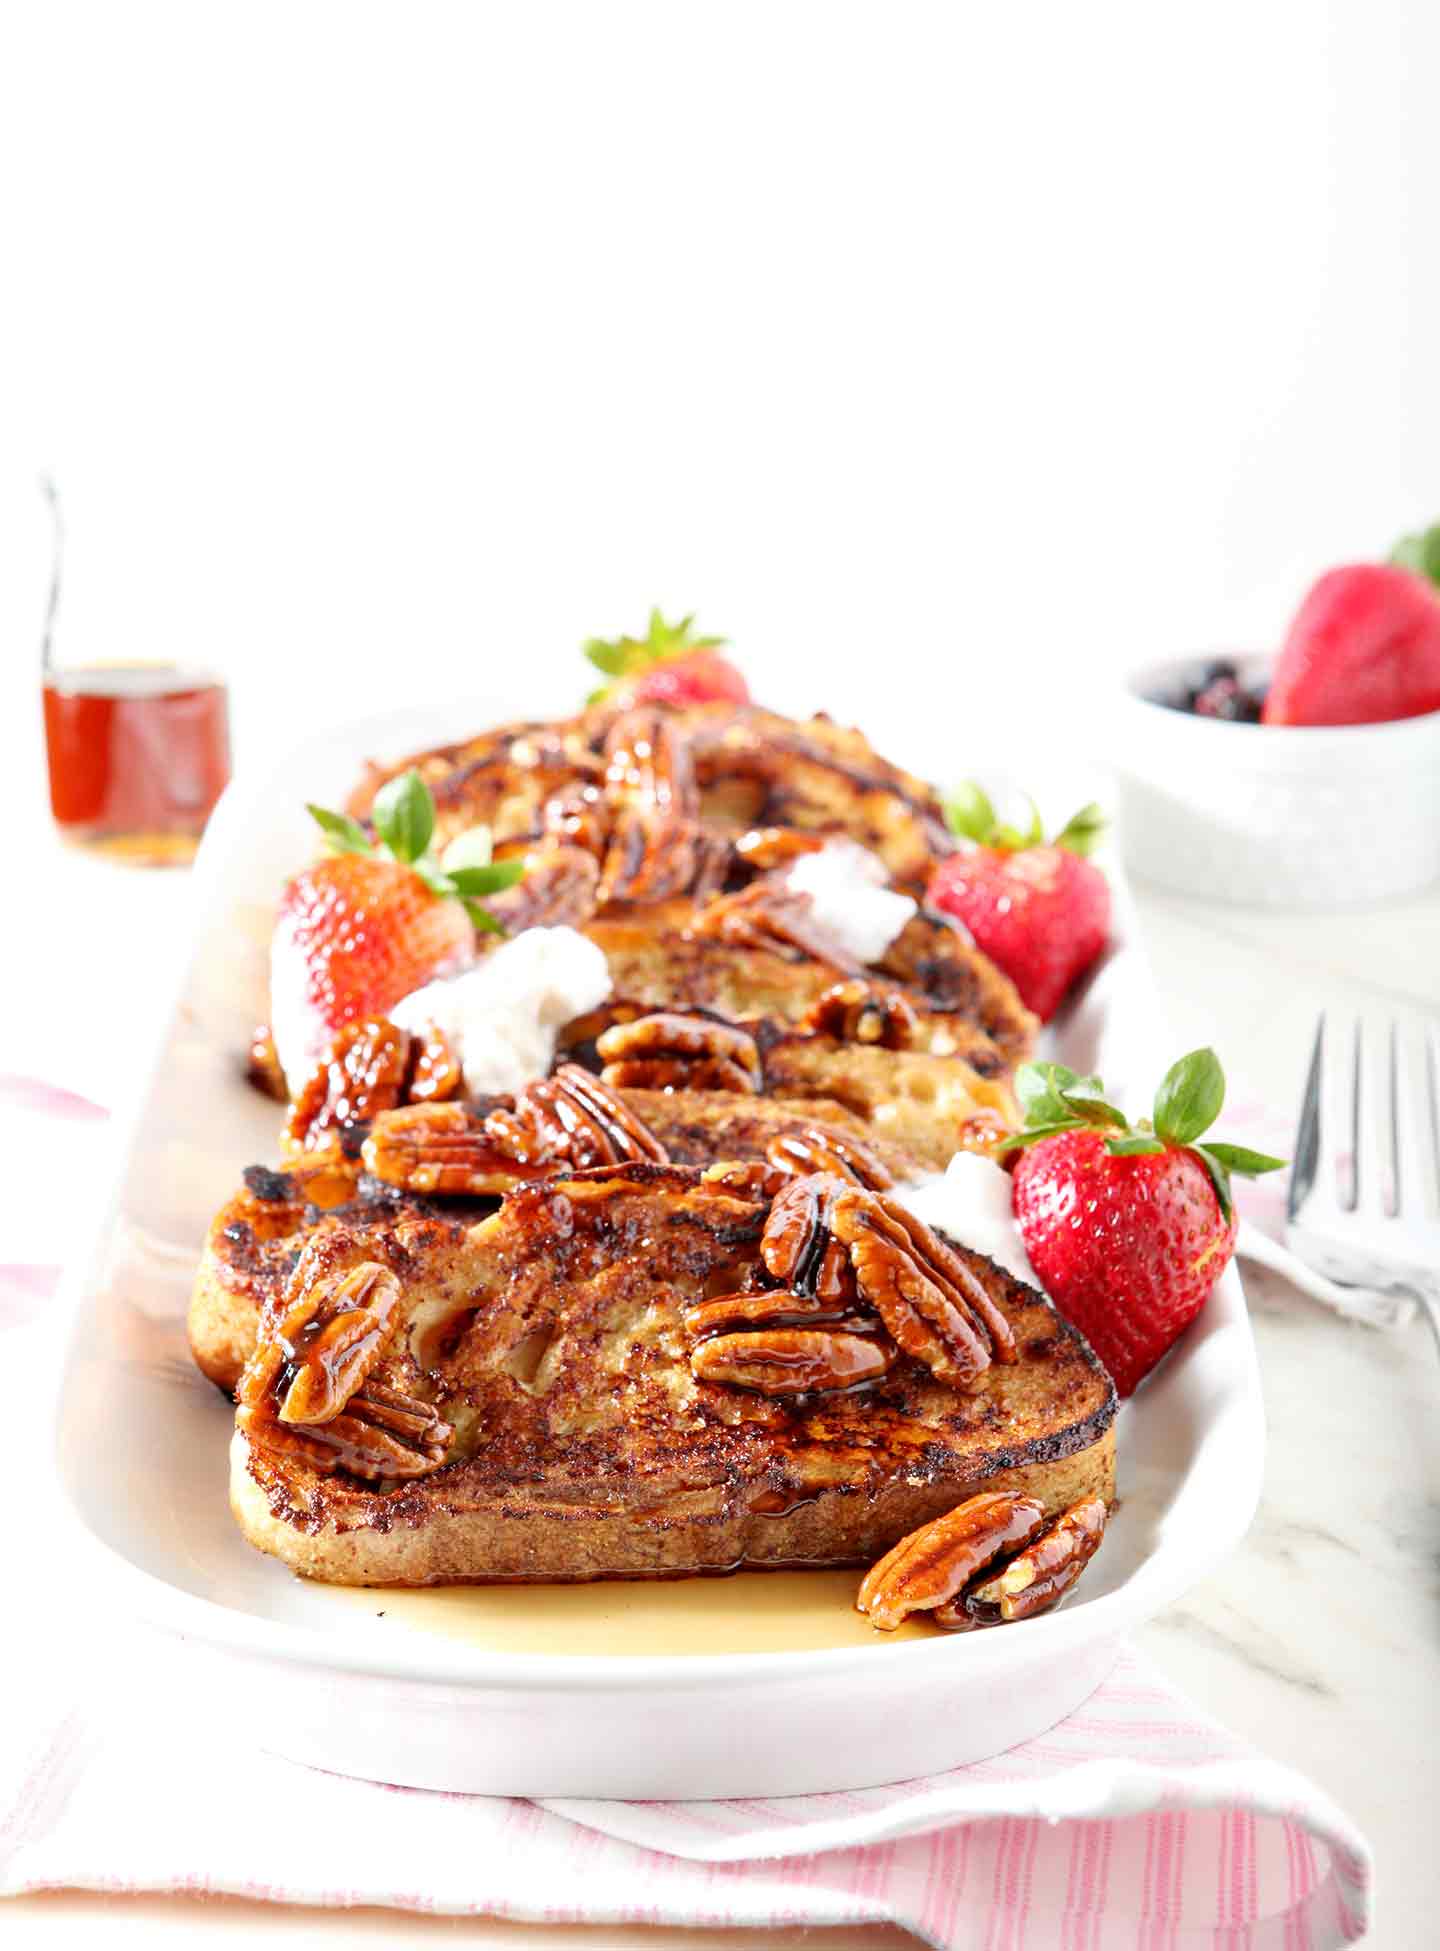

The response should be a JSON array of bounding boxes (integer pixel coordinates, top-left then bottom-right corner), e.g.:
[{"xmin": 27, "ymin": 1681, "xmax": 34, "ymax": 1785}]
[
  {"xmin": 388, "ymin": 926, "xmax": 612, "ymax": 1098},
  {"xmin": 898, "ymin": 1151, "xmax": 1038, "ymax": 1287},
  {"xmin": 783, "ymin": 840, "xmax": 917, "ymax": 966}
]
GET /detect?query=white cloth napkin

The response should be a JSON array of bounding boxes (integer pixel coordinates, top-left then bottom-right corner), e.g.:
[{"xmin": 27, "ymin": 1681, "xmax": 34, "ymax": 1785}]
[{"xmin": 0, "ymin": 1627, "xmax": 1371, "ymax": 1948}]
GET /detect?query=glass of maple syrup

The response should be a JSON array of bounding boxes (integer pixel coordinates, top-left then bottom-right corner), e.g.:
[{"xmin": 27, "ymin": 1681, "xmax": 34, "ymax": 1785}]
[{"xmin": 39, "ymin": 484, "xmax": 232, "ymax": 867}]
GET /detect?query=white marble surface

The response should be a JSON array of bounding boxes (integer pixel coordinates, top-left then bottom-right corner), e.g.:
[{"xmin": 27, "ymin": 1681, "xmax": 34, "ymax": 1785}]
[{"xmin": 4, "ymin": 839, "xmax": 1440, "ymax": 1948}]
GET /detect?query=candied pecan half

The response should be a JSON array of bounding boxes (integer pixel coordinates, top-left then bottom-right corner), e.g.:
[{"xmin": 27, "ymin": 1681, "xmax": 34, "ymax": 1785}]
[
  {"xmin": 363, "ymin": 1102, "xmax": 527, "ymax": 1195},
  {"xmin": 939, "ymin": 1498, "xmax": 1108, "ymax": 1630},
  {"xmin": 595, "ymin": 1011, "xmax": 763, "ymax": 1094},
  {"xmin": 690, "ymin": 1327, "xmax": 894, "ymax": 1396},
  {"xmin": 242, "ymin": 1383, "xmax": 452, "ymax": 1482},
  {"xmin": 690, "ymin": 882, "xmax": 862, "ymax": 973},
  {"xmin": 237, "ymin": 1259, "xmax": 401, "ymax": 1426},
  {"xmin": 732, "ymin": 827, "xmax": 828, "ymax": 873},
  {"xmin": 285, "ymin": 1018, "xmax": 413, "ymax": 1151},
  {"xmin": 483, "ymin": 842, "xmax": 601, "ymax": 933},
  {"xmin": 495, "ymin": 1064, "xmax": 671, "ymax": 1169},
  {"xmin": 761, "ymin": 1173, "xmax": 854, "ymax": 1302},
  {"xmin": 598, "ymin": 710, "xmax": 710, "ymax": 904},
  {"xmin": 684, "ymin": 1287, "xmax": 873, "ymax": 1340},
  {"xmin": 830, "ymin": 1187, "xmax": 1018, "ymax": 1385},
  {"xmin": 247, "ymin": 1024, "xmax": 288, "ymax": 1101},
  {"xmin": 407, "ymin": 1026, "xmax": 463, "ymax": 1103},
  {"xmin": 856, "ymin": 1493, "xmax": 1047, "ymax": 1631},
  {"xmin": 764, "ymin": 1126, "xmax": 896, "ymax": 1191},
  {"xmin": 799, "ymin": 979, "xmax": 920, "ymax": 1050}
]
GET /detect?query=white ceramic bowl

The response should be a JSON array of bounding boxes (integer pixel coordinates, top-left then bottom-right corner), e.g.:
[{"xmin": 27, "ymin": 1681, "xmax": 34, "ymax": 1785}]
[{"xmin": 1113, "ymin": 658, "xmax": 1440, "ymax": 908}]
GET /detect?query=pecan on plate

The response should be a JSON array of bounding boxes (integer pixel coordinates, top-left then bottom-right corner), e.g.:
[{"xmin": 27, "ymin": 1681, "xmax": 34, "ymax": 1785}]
[
  {"xmin": 482, "ymin": 842, "xmax": 601, "ymax": 934},
  {"xmin": 285, "ymin": 1017, "xmax": 413, "ymax": 1151},
  {"xmin": 247, "ymin": 1024, "xmax": 288, "ymax": 1101},
  {"xmin": 830, "ymin": 1187, "xmax": 1018, "ymax": 1386},
  {"xmin": 732, "ymin": 826, "xmax": 828, "ymax": 874},
  {"xmin": 760, "ymin": 1173, "xmax": 855, "ymax": 1303},
  {"xmin": 407, "ymin": 1026, "xmax": 464, "ymax": 1103},
  {"xmin": 236, "ymin": 1257, "xmax": 452, "ymax": 1482},
  {"xmin": 764, "ymin": 1126, "xmax": 896, "ymax": 1191},
  {"xmin": 596, "ymin": 1011, "xmax": 763, "ymax": 1094},
  {"xmin": 364, "ymin": 1067, "xmax": 669, "ymax": 1195},
  {"xmin": 487, "ymin": 1064, "xmax": 670, "ymax": 1170},
  {"xmin": 799, "ymin": 979, "xmax": 920, "ymax": 1051},
  {"xmin": 362, "ymin": 1102, "xmax": 521, "ymax": 1195},
  {"xmin": 855, "ymin": 1492, "xmax": 1047, "ymax": 1631},
  {"xmin": 690, "ymin": 1327, "xmax": 894, "ymax": 1396},
  {"xmin": 938, "ymin": 1498, "xmax": 1108, "ymax": 1630},
  {"xmin": 598, "ymin": 710, "xmax": 711, "ymax": 904},
  {"xmin": 684, "ymin": 1285, "xmax": 874, "ymax": 1341},
  {"xmin": 690, "ymin": 881, "xmax": 862, "ymax": 974}
]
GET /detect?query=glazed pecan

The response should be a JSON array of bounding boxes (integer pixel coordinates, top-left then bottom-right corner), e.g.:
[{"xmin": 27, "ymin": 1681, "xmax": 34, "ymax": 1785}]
[
  {"xmin": 365, "ymin": 1067, "xmax": 669, "ymax": 1194},
  {"xmin": 856, "ymin": 1493, "xmax": 1047, "ymax": 1631},
  {"xmin": 483, "ymin": 842, "xmax": 601, "ymax": 933},
  {"xmin": 487, "ymin": 1064, "xmax": 670, "ymax": 1169},
  {"xmin": 690, "ymin": 881, "xmax": 862, "ymax": 973},
  {"xmin": 598, "ymin": 710, "xmax": 711, "ymax": 904},
  {"xmin": 761, "ymin": 1173, "xmax": 854, "ymax": 1302},
  {"xmin": 237, "ymin": 1258, "xmax": 401, "ymax": 1426},
  {"xmin": 690, "ymin": 1327, "xmax": 894, "ymax": 1396},
  {"xmin": 940, "ymin": 1498, "xmax": 1108, "ymax": 1630},
  {"xmin": 247, "ymin": 1024, "xmax": 288, "ymax": 1101},
  {"xmin": 407, "ymin": 1026, "xmax": 464, "ymax": 1103},
  {"xmin": 242, "ymin": 1382, "xmax": 452, "ymax": 1482},
  {"xmin": 831, "ymin": 1187, "xmax": 1018, "ymax": 1385},
  {"xmin": 799, "ymin": 979, "xmax": 920, "ymax": 1050},
  {"xmin": 732, "ymin": 827, "xmax": 827, "ymax": 873},
  {"xmin": 542, "ymin": 783, "xmax": 610, "ymax": 858},
  {"xmin": 764, "ymin": 1127, "xmax": 896, "ymax": 1191},
  {"xmin": 595, "ymin": 1011, "xmax": 763, "ymax": 1094},
  {"xmin": 362, "ymin": 1102, "xmax": 521, "ymax": 1194},
  {"xmin": 285, "ymin": 1018, "xmax": 413, "ymax": 1151},
  {"xmin": 684, "ymin": 1286, "xmax": 872, "ymax": 1340}
]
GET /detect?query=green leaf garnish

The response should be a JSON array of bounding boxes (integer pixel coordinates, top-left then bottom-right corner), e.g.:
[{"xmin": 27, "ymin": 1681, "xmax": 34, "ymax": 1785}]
[
  {"xmin": 1390, "ymin": 523, "xmax": 1440, "ymax": 590},
  {"xmin": 583, "ymin": 607, "xmax": 728, "ymax": 687},
  {"xmin": 371, "ymin": 768, "xmax": 436, "ymax": 865},
  {"xmin": 304, "ymin": 776, "xmax": 523, "ymax": 934},
  {"xmin": 943, "ymin": 782, "xmax": 1106, "ymax": 857},
  {"xmin": 447, "ymin": 860, "xmax": 526, "ymax": 898},
  {"xmin": 1152, "ymin": 1048, "xmax": 1225, "ymax": 1147},
  {"xmin": 307, "ymin": 803, "xmax": 372, "ymax": 855},
  {"xmin": 441, "ymin": 827, "xmax": 497, "ymax": 872},
  {"xmin": 1005, "ymin": 1045, "xmax": 1286, "ymax": 1223}
]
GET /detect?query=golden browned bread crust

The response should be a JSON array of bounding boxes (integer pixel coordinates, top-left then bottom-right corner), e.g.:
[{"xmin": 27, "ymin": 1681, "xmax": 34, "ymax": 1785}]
[{"xmin": 228, "ymin": 1163, "xmax": 1116, "ymax": 1586}]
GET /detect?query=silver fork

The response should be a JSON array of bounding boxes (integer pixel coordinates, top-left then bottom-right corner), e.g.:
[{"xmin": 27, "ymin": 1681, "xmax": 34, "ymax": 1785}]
[{"xmin": 1286, "ymin": 1011, "xmax": 1440, "ymax": 1349}]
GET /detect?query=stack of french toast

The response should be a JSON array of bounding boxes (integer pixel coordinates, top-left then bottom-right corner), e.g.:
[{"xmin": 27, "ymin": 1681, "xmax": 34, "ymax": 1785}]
[{"xmin": 189, "ymin": 691, "xmax": 1116, "ymax": 1623}]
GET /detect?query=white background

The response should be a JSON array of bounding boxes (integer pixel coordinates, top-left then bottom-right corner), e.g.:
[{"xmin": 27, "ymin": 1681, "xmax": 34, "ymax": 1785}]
[{"xmin": 2, "ymin": 0, "xmax": 1439, "ymax": 796}]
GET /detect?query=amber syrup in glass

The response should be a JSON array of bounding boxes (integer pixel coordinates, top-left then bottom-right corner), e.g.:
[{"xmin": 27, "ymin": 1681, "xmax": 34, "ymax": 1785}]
[{"xmin": 42, "ymin": 664, "xmax": 232, "ymax": 866}]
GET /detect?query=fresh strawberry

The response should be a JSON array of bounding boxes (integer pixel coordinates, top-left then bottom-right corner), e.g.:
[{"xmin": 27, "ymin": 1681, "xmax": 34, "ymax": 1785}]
[
  {"xmin": 1008, "ymin": 1050, "xmax": 1284, "ymax": 1395},
  {"xmin": 926, "ymin": 787, "xmax": 1111, "ymax": 1022},
  {"xmin": 1263, "ymin": 559, "xmax": 1440, "ymax": 726},
  {"xmin": 270, "ymin": 770, "xmax": 523, "ymax": 1091},
  {"xmin": 584, "ymin": 607, "xmax": 749, "ymax": 709}
]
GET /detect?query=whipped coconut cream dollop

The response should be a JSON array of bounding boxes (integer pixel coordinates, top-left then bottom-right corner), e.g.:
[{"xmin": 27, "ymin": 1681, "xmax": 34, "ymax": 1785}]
[
  {"xmin": 388, "ymin": 926, "xmax": 612, "ymax": 1098},
  {"xmin": 898, "ymin": 1151, "xmax": 1038, "ymax": 1287},
  {"xmin": 783, "ymin": 840, "xmax": 917, "ymax": 966}
]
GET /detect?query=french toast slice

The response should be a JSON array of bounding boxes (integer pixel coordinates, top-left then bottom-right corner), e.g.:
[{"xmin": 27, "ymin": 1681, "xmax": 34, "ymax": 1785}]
[
  {"xmin": 189, "ymin": 1091, "xmax": 928, "ymax": 1393},
  {"xmin": 229, "ymin": 1163, "xmax": 1116, "ymax": 1586}
]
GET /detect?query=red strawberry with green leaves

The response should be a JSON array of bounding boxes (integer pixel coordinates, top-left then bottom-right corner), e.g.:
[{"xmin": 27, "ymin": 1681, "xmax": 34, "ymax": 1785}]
[
  {"xmin": 926, "ymin": 785, "xmax": 1111, "ymax": 1022},
  {"xmin": 1263, "ymin": 529, "xmax": 1440, "ymax": 726},
  {"xmin": 584, "ymin": 607, "xmax": 749, "ymax": 709},
  {"xmin": 1009, "ymin": 1049, "xmax": 1284, "ymax": 1396},
  {"xmin": 270, "ymin": 770, "xmax": 524, "ymax": 1092}
]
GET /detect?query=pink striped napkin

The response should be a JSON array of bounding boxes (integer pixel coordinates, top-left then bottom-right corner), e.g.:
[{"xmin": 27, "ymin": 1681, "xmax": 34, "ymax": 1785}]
[
  {"xmin": 0, "ymin": 1635, "xmax": 1370, "ymax": 1947},
  {"xmin": 0, "ymin": 1073, "xmax": 1373, "ymax": 1945}
]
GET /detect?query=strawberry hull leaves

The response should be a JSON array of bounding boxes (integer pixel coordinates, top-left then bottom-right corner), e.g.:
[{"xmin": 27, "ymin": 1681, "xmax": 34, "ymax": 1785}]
[
  {"xmin": 307, "ymin": 768, "xmax": 524, "ymax": 933},
  {"xmin": 1003, "ymin": 1048, "xmax": 1285, "ymax": 1222}
]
